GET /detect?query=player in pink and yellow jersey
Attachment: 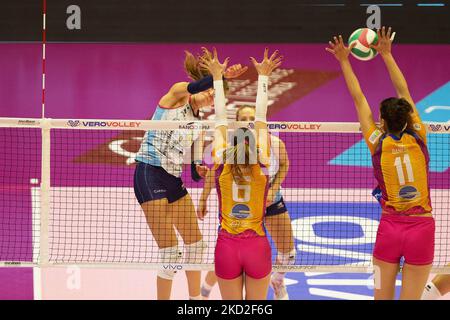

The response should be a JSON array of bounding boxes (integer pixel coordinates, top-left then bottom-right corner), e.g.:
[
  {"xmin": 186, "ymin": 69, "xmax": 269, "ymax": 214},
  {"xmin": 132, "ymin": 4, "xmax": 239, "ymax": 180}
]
[
  {"xmin": 327, "ymin": 27, "xmax": 434, "ymax": 300},
  {"xmin": 198, "ymin": 48, "xmax": 282, "ymax": 300}
]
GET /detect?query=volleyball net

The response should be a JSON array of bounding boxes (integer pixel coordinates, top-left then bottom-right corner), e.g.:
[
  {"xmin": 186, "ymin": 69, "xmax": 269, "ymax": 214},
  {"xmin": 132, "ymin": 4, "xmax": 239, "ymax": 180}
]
[{"xmin": 0, "ymin": 118, "xmax": 449, "ymax": 273}]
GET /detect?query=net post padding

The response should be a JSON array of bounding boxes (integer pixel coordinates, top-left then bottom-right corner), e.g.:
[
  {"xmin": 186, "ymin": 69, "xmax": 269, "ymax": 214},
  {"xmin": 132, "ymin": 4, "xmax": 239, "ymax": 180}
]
[{"xmin": 39, "ymin": 118, "xmax": 50, "ymax": 266}]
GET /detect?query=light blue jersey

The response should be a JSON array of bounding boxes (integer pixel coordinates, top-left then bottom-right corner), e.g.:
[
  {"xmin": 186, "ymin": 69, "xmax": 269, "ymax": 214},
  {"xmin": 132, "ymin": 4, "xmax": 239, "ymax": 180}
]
[
  {"xmin": 268, "ymin": 135, "xmax": 283, "ymax": 203},
  {"xmin": 135, "ymin": 104, "xmax": 199, "ymax": 177}
]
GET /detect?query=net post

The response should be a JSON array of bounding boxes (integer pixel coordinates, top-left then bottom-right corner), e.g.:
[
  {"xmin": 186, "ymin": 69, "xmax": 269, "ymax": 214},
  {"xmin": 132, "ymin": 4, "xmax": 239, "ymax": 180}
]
[{"xmin": 39, "ymin": 118, "xmax": 51, "ymax": 267}]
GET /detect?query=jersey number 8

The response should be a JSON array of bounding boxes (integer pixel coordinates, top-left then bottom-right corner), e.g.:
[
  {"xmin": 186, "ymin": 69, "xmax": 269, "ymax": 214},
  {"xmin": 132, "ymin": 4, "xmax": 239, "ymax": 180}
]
[{"xmin": 232, "ymin": 180, "xmax": 251, "ymax": 203}]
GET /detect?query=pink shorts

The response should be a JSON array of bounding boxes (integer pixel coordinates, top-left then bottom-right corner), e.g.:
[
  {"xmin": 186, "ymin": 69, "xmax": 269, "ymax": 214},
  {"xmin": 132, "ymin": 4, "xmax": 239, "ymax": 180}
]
[
  {"xmin": 373, "ymin": 214, "xmax": 435, "ymax": 266},
  {"xmin": 214, "ymin": 229, "xmax": 272, "ymax": 280}
]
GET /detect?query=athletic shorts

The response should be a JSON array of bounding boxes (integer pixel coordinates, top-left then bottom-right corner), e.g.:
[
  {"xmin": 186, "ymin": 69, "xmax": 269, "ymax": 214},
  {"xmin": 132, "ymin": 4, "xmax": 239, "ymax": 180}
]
[
  {"xmin": 133, "ymin": 161, "xmax": 188, "ymax": 204},
  {"xmin": 373, "ymin": 214, "xmax": 435, "ymax": 266},
  {"xmin": 214, "ymin": 229, "xmax": 272, "ymax": 280},
  {"xmin": 266, "ymin": 197, "xmax": 288, "ymax": 217}
]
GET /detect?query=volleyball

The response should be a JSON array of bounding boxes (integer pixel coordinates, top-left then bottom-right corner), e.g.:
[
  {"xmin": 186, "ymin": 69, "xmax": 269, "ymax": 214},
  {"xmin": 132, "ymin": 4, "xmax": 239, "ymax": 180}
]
[{"xmin": 348, "ymin": 28, "xmax": 379, "ymax": 61}]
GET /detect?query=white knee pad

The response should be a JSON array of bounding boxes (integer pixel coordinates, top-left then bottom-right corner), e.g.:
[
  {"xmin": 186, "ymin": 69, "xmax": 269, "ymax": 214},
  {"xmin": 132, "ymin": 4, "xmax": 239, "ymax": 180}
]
[
  {"xmin": 157, "ymin": 246, "xmax": 182, "ymax": 280},
  {"xmin": 184, "ymin": 240, "xmax": 207, "ymax": 264},
  {"xmin": 277, "ymin": 249, "xmax": 296, "ymax": 265},
  {"xmin": 421, "ymin": 282, "xmax": 442, "ymax": 300}
]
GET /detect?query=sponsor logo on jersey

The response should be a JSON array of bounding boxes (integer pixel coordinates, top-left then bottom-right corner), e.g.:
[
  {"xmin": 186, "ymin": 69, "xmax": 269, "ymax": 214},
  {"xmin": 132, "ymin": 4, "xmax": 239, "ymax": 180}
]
[
  {"xmin": 230, "ymin": 220, "xmax": 241, "ymax": 228},
  {"xmin": 391, "ymin": 145, "xmax": 407, "ymax": 154},
  {"xmin": 398, "ymin": 185, "xmax": 420, "ymax": 200},
  {"xmin": 368, "ymin": 129, "xmax": 382, "ymax": 145},
  {"xmin": 413, "ymin": 123, "xmax": 422, "ymax": 131},
  {"xmin": 231, "ymin": 204, "xmax": 251, "ymax": 219},
  {"xmin": 178, "ymin": 122, "xmax": 211, "ymax": 130},
  {"xmin": 153, "ymin": 189, "xmax": 166, "ymax": 193}
]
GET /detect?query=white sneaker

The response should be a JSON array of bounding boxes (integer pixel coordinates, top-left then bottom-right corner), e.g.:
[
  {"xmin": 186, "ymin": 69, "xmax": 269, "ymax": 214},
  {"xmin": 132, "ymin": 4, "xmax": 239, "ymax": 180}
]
[{"xmin": 270, "ymin": 275, "xmax": 289, "ymax": 300}]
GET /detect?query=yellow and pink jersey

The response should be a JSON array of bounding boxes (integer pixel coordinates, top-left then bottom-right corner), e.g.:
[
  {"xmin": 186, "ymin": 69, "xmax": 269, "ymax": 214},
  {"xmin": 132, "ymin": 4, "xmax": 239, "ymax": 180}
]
[
  {"xmin": 212, "ymin": 141, "xmax": 270, "ymax": 236},
  {"xmin": 364, "ymin": 114, "xmax": 432, "ymax": 215},
  {"xmin": 214, "ymin": 163, "xmax": 270, "ymax": 236}
]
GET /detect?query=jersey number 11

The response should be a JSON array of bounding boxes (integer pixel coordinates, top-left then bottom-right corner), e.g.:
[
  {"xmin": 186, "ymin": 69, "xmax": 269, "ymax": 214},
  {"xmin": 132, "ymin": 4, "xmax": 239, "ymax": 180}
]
[{"xmin": 394, "ymin": 154, "xmax": 414, "ymax": 185}]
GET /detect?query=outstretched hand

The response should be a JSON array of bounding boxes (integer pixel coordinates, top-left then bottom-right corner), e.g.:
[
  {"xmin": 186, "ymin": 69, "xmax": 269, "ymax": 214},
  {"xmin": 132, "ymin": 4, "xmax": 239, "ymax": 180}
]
[
  {"xmin": 326, "ymin": 35, "xmax": 356, "ymax": 62},
  {"xmin": 250, "ymin": 48, "xmax": 283, "ymax": 76},
  {"xmin": 370, "ymin": 26, "xmax": 395, "ymax": 57},
  {"xmin": 198, "ymin": 47, "xmax": 229, "ymax": 80},
  {"xmin": 224, "ymin": 64, "xmax": 248, "ymax": 79}
]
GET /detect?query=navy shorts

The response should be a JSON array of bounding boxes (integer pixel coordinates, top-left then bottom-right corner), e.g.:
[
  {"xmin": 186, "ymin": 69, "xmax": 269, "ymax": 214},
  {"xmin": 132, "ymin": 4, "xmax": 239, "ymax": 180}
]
[
  {"xmin": 133, "ymin": 161, "xmax": 188, "ymax": 204},
  {"xmin": 266, "ymin": 197, "xmax": 288, "ymax": 217}
]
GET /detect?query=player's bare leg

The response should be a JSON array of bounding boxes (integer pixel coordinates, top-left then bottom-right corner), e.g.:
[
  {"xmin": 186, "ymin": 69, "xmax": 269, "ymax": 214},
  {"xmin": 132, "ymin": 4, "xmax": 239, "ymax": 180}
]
[
  {"xmin": 265, "ymin": 212, "xmax": 294, "ymax": 300},
  {"xmin": 373, "ymin": 257, "xmax": 400, "ymax": 300},
  {"xmin": 400, "ymin": 263, "xmax": 432, "ymax": 300},
  {"xmin": 171, "ymin": 193, "xmax": 204, "ymax": 299},
  {"xmin": 141, "ymin": 198, "xmax": 177, "ymax": 300},
  {"xmin": 217, "ymin": 275, "xmax": 244, "ymax": 300},
  {"xmin": 245, "ymin": 274, "xmax": 271, "ymax": 300}
]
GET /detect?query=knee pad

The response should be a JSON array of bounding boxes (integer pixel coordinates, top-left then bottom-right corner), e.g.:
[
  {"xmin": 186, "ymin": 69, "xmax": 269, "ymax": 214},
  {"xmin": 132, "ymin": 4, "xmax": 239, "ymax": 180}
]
[
  {"xmin": 184, "ymin": 240, "xmax": 207, "ymax": 264},
  {"xmin": 157, "ymin": 246, "xmax": 182, "ymax": 280},
  {"xmin": 277, "ymin": 249, "xmax": 296, "ymax": 265}
]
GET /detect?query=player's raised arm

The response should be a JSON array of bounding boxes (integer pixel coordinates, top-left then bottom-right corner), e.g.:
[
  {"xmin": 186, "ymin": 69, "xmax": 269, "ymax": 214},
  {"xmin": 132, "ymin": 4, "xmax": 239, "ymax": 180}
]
[
  {"xmin": 200, "ymin": 48, "xmax": 229, "ymax": 162},
  {"xmin": 371, "ymin": 27, "xmax": 418, "ymax": 113},
  {"xmin": 326, "ymin": 35, "xmax": 377, "ymax": 151},
  {"xmin": 199, "ymin": 48, "xmax": 230, "ymax": 163},
  {"xmin": 371, "ymin": 27, "xmax": 427, "ymax": 142},
  {"xmin": 250, "ymin": 48, "xmax": 283, "ymax": 166}
]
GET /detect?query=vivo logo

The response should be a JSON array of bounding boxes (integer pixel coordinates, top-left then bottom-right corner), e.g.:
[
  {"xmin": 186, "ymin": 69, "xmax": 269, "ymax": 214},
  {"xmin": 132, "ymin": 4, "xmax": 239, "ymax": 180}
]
[{"xmin": 162, "ymin": 264, "xmax": 183, "ymax": 270}]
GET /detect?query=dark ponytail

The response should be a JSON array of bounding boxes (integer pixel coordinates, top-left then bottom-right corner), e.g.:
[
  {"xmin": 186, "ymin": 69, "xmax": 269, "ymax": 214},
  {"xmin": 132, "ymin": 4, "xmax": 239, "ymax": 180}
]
[{"xmin": 380, "ymin": 97, "xmax": 413, "ymax": 133}]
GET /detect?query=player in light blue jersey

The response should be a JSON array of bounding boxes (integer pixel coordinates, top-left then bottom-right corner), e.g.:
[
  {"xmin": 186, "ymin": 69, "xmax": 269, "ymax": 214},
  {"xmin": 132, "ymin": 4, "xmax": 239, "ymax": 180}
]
[{"xmin": 133, "ymin": 48, "xmax": 246, "ymax": 300}]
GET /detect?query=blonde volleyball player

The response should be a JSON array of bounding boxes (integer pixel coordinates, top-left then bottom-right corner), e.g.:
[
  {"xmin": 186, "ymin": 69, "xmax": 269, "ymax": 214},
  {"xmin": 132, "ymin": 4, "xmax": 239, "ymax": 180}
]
[
  {"xmin": 198, "ymin": 48, "xmax": 282, "ymax": 300},
  {"xmin": 199, "ymin": 106, "xmax": 295, "ymax": 300},
  {"xmin": 327, "ymin": 27, "xmax": 435, "ymax": 300},
  {"xmin": 133, "ymin": 48, "xmax": 246, "ymax": 300},
  {"xmin": 422, "ymin": 264, "xmax": 450, "ymax": 300}
]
